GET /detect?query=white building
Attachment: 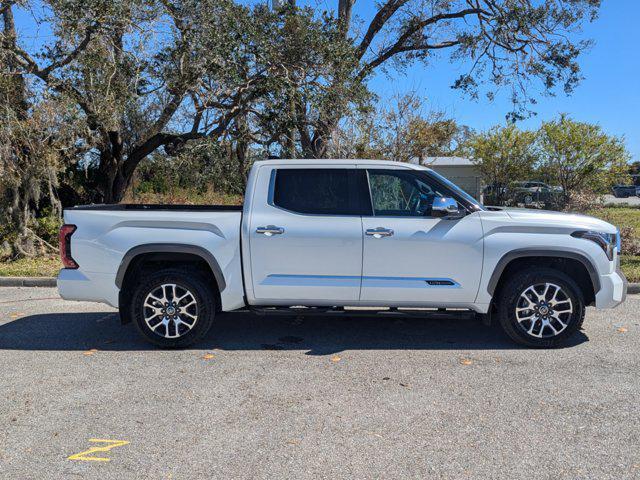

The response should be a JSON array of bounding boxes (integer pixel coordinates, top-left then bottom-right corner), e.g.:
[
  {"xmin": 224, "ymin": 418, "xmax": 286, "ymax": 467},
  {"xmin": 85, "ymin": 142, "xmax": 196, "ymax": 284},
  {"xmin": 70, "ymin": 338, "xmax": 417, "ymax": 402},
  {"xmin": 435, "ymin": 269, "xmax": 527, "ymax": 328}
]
[{"xmin": 410, "ymin": 156, "xmax": 483, "ymax": 201}]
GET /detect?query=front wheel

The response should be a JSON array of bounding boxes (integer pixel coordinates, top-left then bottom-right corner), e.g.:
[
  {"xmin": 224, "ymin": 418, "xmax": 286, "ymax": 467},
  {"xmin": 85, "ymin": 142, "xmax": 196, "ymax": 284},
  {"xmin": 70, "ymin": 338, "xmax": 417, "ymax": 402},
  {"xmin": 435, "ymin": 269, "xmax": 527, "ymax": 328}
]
[
  {"xmin": 496, "ymin": 268, "xmax": 585, "ymax": 348},
  {"xmin": 130, "ymin": 268, "xmax": 215, "ymax": 348}
]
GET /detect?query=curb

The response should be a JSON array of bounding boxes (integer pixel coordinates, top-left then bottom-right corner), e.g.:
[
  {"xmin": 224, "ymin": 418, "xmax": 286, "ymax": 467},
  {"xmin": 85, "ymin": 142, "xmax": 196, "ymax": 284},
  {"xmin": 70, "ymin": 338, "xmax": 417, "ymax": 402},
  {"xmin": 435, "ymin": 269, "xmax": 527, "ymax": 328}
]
[
  {"xmin": 0, "ymin": 277, "xmax": 57, "ymax": 287},
  {"xmin": 0, "ymin": 276, "xmax": 638, "ymax": 294}
]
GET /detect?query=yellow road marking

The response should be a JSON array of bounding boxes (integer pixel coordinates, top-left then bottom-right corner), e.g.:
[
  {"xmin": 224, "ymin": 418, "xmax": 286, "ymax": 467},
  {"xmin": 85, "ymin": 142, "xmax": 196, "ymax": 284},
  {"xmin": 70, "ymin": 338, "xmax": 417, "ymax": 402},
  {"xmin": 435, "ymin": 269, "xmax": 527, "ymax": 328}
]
[{"xmin": 68, "ymin": 439, "xmax": 130, "ymax": 462}]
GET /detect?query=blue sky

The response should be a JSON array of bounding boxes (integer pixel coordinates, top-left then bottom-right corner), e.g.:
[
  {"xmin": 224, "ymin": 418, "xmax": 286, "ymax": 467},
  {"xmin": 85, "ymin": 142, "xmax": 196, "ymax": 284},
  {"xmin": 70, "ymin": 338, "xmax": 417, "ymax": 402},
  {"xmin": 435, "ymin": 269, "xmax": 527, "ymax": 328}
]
[
  {"xmin": 13, "ymin": 1, "xmax": 639, "ymax": 161},
  {"xmin": 354, "ymin": 1, "xmax": 640, "ymax": 162}
]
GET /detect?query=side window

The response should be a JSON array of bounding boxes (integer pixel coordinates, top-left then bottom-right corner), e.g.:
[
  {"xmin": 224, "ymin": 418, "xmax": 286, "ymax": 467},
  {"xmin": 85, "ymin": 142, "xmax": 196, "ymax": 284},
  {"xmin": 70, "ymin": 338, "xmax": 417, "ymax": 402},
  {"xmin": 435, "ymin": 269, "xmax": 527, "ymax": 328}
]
[
  {"xmin": 367, "ymin": 169, "xmax": 451, "ymax": 217},
  {"xmin": 273, "ymin": 169, "xmax": 362, "ymax": 215}
]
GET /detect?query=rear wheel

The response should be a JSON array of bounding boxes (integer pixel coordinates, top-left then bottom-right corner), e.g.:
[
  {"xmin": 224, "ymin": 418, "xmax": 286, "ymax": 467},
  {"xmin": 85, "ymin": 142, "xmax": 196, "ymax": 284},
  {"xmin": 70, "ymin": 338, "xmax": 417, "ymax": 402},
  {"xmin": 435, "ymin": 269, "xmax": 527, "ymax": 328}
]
[
  {"xmin": 496, "ymin": 268, "xmax": 585, "ymax": 348},
  {"xmin": 130, "ymin": 268, "xmax": 215, "ymax": 348}
]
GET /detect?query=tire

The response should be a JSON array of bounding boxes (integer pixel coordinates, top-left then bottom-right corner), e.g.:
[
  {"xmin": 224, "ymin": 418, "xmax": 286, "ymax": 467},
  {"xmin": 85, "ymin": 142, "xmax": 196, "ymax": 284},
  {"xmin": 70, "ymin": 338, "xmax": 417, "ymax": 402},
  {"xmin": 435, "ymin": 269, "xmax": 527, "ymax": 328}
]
[
  {"xmin": 129, "ymin": 268, "xmax": 215, "ymax": 348},
  {"xmin": 496, "ymin": 268, "xmax": 585, "ymax": 348}
]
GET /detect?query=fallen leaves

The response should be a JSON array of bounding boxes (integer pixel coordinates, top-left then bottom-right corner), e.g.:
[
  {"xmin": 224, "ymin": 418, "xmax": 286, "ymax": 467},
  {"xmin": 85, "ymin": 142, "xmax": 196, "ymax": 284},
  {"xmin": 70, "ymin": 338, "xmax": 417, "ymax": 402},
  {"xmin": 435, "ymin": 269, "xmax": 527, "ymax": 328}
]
[
  {"xmin": 459, "ymin": 358, "xmax": 473, "ymax": 366},
  {"xmin": 82, "ymin": 349, "xmax": 98, "ymax": 356},
  {"xmin": 202, "ymin": 353, "xmax": 215, "ymax": 360},
  {"xmin": 617, "ymin": 327, "xmax": 628, "ymax": 333},
  {"xmin": 330, "ymin": 355, "xmax": 341, "ymax": 363}
]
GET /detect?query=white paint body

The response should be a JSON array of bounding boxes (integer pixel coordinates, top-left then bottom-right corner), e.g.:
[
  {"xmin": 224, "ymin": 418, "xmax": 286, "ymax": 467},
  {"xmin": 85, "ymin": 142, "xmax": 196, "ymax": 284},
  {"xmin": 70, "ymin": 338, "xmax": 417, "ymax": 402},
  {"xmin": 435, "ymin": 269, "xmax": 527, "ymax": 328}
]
[{"xmin": 58, "ymin": 159, "xmax": 627, "ymax": 313}]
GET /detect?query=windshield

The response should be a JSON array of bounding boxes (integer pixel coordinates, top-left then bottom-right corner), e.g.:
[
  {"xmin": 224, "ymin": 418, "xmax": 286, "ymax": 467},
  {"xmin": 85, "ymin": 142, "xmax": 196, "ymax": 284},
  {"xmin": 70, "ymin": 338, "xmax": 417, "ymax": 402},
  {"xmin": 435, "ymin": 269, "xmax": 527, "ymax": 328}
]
[{"xmin": 426, "ymin": 169, "xmax": 484, "ymax": 211}]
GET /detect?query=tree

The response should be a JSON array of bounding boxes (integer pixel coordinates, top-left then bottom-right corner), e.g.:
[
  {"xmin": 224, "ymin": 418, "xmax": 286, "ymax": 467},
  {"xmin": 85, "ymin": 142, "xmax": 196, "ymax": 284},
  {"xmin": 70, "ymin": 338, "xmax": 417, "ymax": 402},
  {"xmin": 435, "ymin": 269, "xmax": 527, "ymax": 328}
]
[
  {"xmin": 376, "ymin": 93, "xmax": 464, "ymax": 162},
  {"xmin": 239, "ymin": 2, "xmax": 362, "ymax": 159},
  {"xmin": 628, "ymin": 161, "xmax": 640, "ymax": 184},
  {"xmin": 464, "ymin": 124, "xmax": 536, "ymax": 205},
  {"xmin": 1, "ymin": 0, "xmax": 296, "ymax": 203},
  {"xmin": 325, "ymin": 92, "xmax": 463, "ymax": 162},
  {"xmin": 290, "ymin": 0, "xmax": 601, "ymax": 158},
  {"xmin": 1, "ymin": 4, "xmax": 81, "ymax": 256},
  {"xmin": 537, "ymin": 115, "xmax": 630, "ymax": 200}
]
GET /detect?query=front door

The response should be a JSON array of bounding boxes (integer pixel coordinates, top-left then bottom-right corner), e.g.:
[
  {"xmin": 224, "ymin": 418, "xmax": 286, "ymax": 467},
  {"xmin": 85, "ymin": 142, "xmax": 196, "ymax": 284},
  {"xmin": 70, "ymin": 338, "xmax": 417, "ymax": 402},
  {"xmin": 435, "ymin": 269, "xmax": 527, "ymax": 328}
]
[
  {"xmin": 248, "ymin": 166, "xmax": 366, "ymax": 305},
  {"xmin": 360, "ymin": 168, "xmax": 484, "ymax": 306}
]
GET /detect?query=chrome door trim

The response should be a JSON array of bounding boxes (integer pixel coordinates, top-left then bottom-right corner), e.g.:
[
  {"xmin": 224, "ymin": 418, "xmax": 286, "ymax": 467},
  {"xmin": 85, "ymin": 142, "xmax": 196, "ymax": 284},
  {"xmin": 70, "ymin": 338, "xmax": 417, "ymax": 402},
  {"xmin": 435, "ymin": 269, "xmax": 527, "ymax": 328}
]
[
  {"xmin": 365, "ymin": 227, "xmax": 394, "ymax": 238},
  {"xmin": 256, "ymin": 226, "xmax": 285, "ymax": 236}
]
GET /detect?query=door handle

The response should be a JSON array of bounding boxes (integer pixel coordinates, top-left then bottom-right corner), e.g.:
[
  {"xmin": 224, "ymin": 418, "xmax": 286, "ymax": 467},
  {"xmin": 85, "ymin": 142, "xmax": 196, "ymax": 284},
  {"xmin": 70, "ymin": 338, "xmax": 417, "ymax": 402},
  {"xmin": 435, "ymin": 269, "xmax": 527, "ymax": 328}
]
[
  {"xmin": 256, "ymin": 225, "xmax": 285, "ymax": 236},
  {"xmin": 365, "ymin": 227, "xmax": 394, "ymax": 238}
]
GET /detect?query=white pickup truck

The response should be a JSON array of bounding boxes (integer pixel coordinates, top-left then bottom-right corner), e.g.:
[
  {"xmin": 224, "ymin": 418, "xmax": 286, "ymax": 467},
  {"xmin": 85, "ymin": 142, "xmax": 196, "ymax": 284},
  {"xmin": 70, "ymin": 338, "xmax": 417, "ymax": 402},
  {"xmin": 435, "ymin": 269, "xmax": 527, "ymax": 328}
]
[{"xmin": 58, "ymin": 159, "xmax": 627, "ymax": 348}]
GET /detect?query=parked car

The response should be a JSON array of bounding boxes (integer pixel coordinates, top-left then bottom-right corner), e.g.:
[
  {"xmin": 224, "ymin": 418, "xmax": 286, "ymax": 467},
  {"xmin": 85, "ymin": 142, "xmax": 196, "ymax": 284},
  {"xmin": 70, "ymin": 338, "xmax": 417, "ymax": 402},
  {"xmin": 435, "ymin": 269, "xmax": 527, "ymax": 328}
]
[
  {"xmin": 612, "ymin": 184, "xmax": 638, "ymax": 198},
  {"xmin": 513, "ymin": 181, "xmax": 563, "ymax": 193},
  {"xmin": 510, "ymin": 181, "xmax": 563, "ymax": 206},
  {"xmin": 58, "ymin": 159, "xmax": 627, "ymax": 348}
]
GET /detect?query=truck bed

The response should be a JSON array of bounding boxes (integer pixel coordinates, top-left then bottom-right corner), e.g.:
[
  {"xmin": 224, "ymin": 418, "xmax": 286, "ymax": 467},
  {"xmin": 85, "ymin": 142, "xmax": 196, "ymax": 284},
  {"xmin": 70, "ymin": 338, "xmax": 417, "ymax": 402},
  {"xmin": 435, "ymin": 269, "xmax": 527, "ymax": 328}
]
[{"xmin": 59, "ymin": 205, "xmax": 245, "ymax": 310}]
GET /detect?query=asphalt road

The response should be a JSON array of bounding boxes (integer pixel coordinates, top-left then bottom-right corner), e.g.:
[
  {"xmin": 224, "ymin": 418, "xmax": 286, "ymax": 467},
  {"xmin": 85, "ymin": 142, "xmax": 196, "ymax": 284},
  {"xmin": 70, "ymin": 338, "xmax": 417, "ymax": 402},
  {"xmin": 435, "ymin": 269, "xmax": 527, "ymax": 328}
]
[{"xmin": 1, "ymin": 288, "xmax": 639, "ymax": 479}]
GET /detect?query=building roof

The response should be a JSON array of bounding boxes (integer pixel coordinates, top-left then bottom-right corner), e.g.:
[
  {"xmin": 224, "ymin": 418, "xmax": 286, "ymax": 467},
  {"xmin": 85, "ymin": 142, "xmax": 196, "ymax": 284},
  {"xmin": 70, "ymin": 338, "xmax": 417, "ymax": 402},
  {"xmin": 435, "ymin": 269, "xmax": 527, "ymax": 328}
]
[{"xmin": 411, "ymin": 156, "xmax": 475, "ymax": 167}]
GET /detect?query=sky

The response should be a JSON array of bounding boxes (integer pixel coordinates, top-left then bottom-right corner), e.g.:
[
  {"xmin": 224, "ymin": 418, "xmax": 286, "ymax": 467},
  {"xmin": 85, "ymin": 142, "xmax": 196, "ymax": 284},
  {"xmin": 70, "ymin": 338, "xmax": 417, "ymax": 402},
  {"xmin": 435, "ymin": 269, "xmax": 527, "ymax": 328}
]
[
  {"xmin": 354, "ymin": 0, "xmax": 640, "ymax": 162},
  {"xmin": 12, "ymin": 1, "xmax": 640, "ymax": 161}
]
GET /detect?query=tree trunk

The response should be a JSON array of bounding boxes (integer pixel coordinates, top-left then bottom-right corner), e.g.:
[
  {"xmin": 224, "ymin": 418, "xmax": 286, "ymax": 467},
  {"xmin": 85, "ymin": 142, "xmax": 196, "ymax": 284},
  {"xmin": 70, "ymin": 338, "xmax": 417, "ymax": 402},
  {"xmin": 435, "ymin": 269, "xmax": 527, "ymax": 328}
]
[
  {"xmin": 99, "ymin": 161, "xmax": 132, "ymax": 204},
  {"xmin": 309, "ymin": 119, "xmax": 335, "ymax": 158},
  {"xmin": 96, "ymin": 132, "xmax": 132, "ymax": 204},
  {"xmin": 2, "ymin": 6, "xmax": 28, "ymax": 118}
]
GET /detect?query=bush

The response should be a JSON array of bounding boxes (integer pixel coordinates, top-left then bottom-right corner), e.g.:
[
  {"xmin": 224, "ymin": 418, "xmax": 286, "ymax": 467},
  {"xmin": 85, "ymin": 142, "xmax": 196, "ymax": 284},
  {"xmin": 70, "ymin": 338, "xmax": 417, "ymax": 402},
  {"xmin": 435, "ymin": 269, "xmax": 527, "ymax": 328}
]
[
  {"xmin": 620, "ymin": 226, "xmax": 640, "ymax": 256},
  {"xmin": 34, "ymin": 213, "xmax": 62, "ymax": 249}
]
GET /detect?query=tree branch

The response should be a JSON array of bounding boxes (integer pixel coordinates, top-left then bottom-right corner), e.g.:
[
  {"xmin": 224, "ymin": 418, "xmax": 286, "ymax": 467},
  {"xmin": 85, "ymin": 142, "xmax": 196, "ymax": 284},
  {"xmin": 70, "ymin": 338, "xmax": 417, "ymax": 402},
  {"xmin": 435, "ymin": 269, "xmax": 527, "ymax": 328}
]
[
  {"xmin": 357, "ymin": 8, "xmax": 485, "ymax": 79},
  {"xmin": 356, "ymin": 0, "xmax": 409, "ymax": 59},
  {"xmin": 148, "ymin": 91, "xmax": 185, "ymax": 138},
  {"xmin": 41, "ymin": 23, "xmax": 99, "ymax": 76},
  {"xmin": 360, "ymin": 39, "xmax": 461, "ymax": 77},
  {"xmin": 337, "ymin": 0, "xmax": 356, "ymax": 38}
]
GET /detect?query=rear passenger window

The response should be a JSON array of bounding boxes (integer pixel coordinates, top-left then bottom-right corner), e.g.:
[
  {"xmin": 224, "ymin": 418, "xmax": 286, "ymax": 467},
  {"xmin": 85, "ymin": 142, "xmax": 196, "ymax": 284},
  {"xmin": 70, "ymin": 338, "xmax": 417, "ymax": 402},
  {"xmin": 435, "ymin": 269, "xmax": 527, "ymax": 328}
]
[{"xmin": 273, "ymin": 169, "xmax": 359, "ymax": 215}]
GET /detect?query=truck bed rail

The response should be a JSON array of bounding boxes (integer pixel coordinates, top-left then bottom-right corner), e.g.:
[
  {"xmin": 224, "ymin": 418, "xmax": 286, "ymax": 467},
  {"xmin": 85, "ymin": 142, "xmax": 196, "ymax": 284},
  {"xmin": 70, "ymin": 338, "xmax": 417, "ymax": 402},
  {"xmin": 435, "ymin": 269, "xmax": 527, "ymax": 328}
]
[{"xmin": 66, "ymin": 203, "xmax": 243, "ymax": 211}]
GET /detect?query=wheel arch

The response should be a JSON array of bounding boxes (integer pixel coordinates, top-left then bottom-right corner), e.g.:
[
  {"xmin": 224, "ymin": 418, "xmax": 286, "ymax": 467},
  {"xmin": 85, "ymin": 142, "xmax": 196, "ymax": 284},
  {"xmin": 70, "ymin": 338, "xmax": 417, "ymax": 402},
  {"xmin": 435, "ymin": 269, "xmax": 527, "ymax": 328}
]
[
  {"xmin": 116, "ymin": 243, "xmax": 226, "ymax": 290},
  {"xmin": 487, "ymin": 249, "xmax": 600, "ymax": 306},
  {"xmin": 116, "ymin": 244, "xmax": 225, "ymax": 323}
]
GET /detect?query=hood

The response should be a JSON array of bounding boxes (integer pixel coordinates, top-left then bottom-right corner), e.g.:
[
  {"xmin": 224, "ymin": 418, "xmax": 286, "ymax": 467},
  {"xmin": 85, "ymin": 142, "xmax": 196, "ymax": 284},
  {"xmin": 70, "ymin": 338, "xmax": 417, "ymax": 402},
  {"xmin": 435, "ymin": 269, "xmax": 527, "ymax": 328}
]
[{"xmin": 501, "ymin": 208, "xmax": 617, "ymax": 234}]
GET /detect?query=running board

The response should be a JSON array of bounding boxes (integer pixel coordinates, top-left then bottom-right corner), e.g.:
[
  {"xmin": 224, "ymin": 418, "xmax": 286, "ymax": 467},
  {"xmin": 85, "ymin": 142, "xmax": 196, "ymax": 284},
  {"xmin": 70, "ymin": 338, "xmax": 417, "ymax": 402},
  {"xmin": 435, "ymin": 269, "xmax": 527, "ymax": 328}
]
[{"xmin": 249, "ymin": 306, "xmax": 476, "ymax": 319}]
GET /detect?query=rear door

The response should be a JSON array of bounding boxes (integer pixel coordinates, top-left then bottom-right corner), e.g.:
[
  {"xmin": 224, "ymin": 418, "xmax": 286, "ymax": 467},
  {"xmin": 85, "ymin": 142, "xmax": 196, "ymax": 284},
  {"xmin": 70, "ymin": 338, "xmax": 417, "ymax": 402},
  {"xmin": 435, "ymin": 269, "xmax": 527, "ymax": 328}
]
[
  {"xmin": 247, "ymin": 165, "xmax": 369, "ymax": 305},
  {"xmin": 359, "ymin": 168, "xmax": 484, "ymax": 306}
]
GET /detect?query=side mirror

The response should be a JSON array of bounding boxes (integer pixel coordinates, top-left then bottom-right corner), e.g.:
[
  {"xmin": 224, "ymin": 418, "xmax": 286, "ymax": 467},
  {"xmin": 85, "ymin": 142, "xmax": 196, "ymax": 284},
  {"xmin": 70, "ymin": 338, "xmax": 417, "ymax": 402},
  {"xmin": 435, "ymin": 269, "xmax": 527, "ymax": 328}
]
[{"xmin": 431, "ymin": 197, "xmax": 464, "ymax": 219}]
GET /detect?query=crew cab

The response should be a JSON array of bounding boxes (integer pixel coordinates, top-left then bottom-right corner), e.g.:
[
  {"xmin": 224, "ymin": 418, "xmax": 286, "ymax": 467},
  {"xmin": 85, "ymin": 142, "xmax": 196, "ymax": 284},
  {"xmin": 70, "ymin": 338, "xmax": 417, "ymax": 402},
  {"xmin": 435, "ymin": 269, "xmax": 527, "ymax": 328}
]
[{"xmin": 58, "ymin": 159, "xmax": 627, "ymax": 348}]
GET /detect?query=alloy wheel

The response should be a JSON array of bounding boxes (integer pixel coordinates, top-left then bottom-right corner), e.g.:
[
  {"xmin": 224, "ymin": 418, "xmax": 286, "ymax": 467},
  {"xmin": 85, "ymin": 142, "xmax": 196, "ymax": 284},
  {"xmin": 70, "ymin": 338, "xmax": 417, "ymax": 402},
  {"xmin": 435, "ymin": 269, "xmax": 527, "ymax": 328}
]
[
  {"xmin": 143, "ymin": 283, "xmax": 198, "ymax": 338},
  {"xmin": 515, "ymin": 282, "xmax": 573, "ymax": 338}
]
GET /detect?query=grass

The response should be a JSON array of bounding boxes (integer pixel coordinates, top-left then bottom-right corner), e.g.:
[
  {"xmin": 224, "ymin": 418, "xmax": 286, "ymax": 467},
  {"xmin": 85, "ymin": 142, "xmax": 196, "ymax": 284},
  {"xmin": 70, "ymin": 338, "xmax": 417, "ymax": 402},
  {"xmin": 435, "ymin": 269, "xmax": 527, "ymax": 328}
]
[
  {"xmin": 588, "ymin": 206, "xmax": 640, "ymax": 282},
  {"xmin": 620, "ymin": 256, "xmax": 640, "ymax": 283},
  {"xmin": 587, "ymin": 207, "xmax": 640, "ymax": 232},
  {"xmin": 0, "ymin": 255, "xmax": 60, "ymax": 277}
]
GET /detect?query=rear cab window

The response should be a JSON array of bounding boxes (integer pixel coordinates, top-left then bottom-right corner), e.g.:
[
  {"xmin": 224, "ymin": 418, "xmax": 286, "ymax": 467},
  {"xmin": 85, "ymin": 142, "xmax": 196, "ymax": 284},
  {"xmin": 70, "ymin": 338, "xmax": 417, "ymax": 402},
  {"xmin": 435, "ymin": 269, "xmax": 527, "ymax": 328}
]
[{"xmin": 272, "ymin": 168, "xmax": 371, "ymax": 215}]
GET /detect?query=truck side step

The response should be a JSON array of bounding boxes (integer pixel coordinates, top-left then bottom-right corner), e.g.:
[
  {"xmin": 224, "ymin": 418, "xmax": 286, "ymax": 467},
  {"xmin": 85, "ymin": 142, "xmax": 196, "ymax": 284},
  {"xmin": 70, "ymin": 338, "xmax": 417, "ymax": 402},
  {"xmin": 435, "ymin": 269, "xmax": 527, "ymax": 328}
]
[{"xmin": 249, "ymin": 306, "xmax": 476, "ymax": 319}]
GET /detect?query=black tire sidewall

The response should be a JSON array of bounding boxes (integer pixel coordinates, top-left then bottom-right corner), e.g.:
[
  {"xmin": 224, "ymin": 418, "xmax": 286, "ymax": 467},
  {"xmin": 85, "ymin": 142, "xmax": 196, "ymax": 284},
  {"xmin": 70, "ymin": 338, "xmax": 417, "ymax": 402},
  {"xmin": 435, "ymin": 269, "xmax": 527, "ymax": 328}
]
[
  {"xmin": 497, "ymin": 268, "xmax": 585, "ymax": 348},
  {"xmin": 131, "ymin": 269, "xmax": 215, "ymax": 348}
]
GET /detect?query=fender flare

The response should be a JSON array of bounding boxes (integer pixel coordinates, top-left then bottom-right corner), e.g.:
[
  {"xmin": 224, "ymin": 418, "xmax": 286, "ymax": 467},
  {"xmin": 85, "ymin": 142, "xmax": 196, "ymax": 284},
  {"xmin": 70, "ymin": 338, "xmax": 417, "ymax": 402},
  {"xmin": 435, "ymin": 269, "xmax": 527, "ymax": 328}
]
[
  {"xmin": 486, "ymin": 248, "xmax": 601, "ymax": 296},
  {"xmin": 115, "ymin": 243, "xmax": 226, "ymax": 292}
]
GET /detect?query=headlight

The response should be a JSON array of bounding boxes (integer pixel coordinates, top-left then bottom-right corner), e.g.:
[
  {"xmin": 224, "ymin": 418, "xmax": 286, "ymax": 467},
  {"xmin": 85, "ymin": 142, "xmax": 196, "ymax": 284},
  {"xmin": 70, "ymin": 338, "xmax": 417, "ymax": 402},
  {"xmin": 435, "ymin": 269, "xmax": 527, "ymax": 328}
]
[{"xmin": 571, "ymin": 230, "xmax": 618, "ymax": 261}]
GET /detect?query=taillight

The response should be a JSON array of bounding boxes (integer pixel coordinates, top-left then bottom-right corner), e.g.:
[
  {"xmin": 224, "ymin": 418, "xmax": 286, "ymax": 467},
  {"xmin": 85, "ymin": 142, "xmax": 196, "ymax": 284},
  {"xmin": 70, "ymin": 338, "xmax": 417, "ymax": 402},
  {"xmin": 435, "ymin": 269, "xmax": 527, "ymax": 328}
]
[{"xmin": 59, "ymin": 224, "xmax": 78, "ymax": 269}]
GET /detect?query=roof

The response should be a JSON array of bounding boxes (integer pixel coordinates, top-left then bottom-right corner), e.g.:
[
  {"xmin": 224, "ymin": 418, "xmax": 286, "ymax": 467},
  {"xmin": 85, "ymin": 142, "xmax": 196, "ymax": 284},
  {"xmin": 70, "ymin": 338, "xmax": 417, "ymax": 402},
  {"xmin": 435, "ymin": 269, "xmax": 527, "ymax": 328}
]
[
  {"xmin": 253, "ymin": 158, "xmax": 429, "ymax": 170},
  {"xmin": 412, "ymin": 156, "xmax": 475, "ymax": 167}
]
